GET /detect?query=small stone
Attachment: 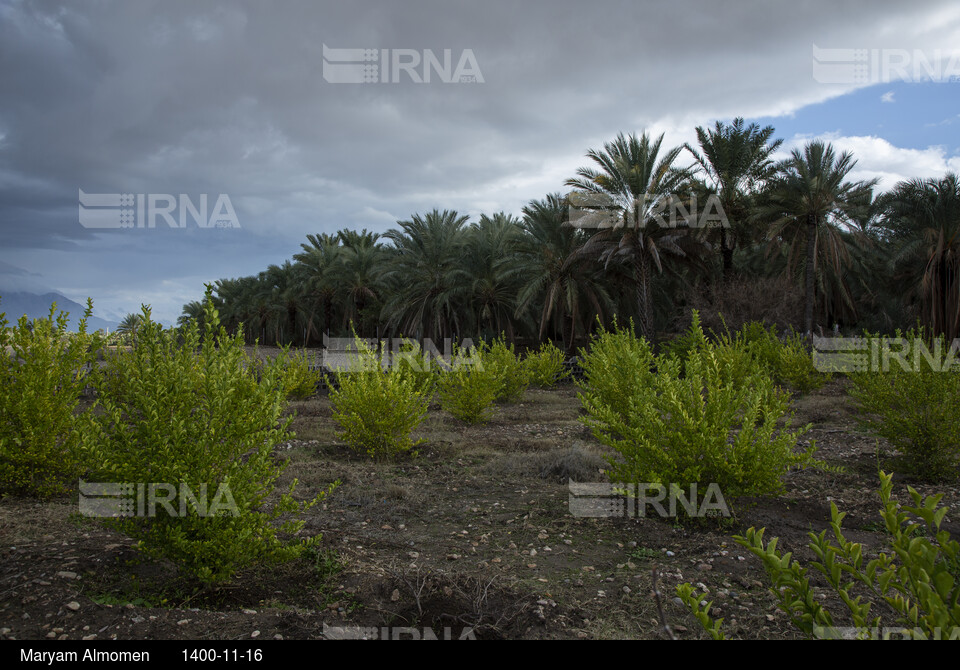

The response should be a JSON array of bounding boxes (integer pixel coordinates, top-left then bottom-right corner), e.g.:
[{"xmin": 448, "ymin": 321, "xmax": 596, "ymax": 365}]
[
  {"xmin": 390, "ymin": 589, "xmax": 400, "ymax": 602},
  {"xmin": 65, "ymin": 602, "xmax": 80, "ymax": 611},
  {"xmin": 82, "ymin": 634, "xmax": 96, "ymax": 641},
  {"xmin": 57, "ymin": 571, "xmax": 78, "ymax": 580},
  {"xmin": 242, "ymin": 609, "xmax": 257, "ymax": 615},
  {"xmin": 665, "ymin": 551, "xmax": 675, "ymax": 557},
  {"xmin": 672, "ymin": 597, "xmax": 684, "ymax": 606},
  {"xmin": 251, "ymin": 631, "xmax": 260, "ymax": 638}
]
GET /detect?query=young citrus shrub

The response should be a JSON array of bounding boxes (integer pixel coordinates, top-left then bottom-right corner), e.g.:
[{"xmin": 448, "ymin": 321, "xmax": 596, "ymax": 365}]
[
  {"xmin": 733, "ymin": 322, "xmax": 828, "ymax": 394},
  {"xmin": 392, "ymin": 339, "xmax": 438, "ymax": 400},
  {"xmin": 479, "ymin": 337, "xmax": 529, "ymax": 402},
  {"xmin": 0, "ymin": 299, "xmax": 103, "ymax": 497},
  {"xmin": 578, "ymin": 316, "xmax": 817, "ymax": 512},
  {"xmin": 278, "ymin": 347, "xmax": 322, "ymax": 399},
  {"xmin": 85, "ymin": 296, "xmax": 331, "ymax": 584},
  {"xmin": 848, "ymin": 330, "xmax": 960, "ymax": 482},
  {"xmin": 577, "ymin": 318, "xmax": 657, "ymax": 425},
  {"xmin": 679, "ymin": 471, "xmax": 960, "ymax": 639},
  {"xmin": 523, "ymin": 341, "xmax": 570, "ymax": 388},
  {"xmin": 329, "ymin": 338, "xmax": 430, "ymax": 459},
  {"xmin": 438, "ymin": 345, "xmax": 501, "ymax": 423}
]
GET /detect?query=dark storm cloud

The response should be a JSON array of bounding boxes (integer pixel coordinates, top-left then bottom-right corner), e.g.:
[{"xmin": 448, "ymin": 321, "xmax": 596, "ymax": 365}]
[{"xmin": 1, "ymin": 0, "xmax": 959, "ymax": 322}]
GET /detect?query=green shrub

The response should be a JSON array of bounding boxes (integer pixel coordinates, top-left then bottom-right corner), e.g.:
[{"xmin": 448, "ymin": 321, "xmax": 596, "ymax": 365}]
[
  {"xmin": 480, "ymin": 337, "xmax": 529, "ymax": 403},
  {"xmin": 679, "ymin": 471, "xmax": 960, "ymax": 639},
  {"xmin": 277, "ymin": 347, "xmax": 322, "ymax": 399},
  {"xmin": 717, "ymin": 320, "xmax": 829, "ymax": 394},
  {"xmin": 848, "ymin": 330, "xmax": 960, "ymax": 482},
  {"xmin": 577, "ymin": 314, "xmax": 818, "ymax": 512},
  {"xmin": 523, "ymin": 341, "xmax": 570, "ymax": 388},
  {"xmin": 392, "ymin": 339, "xmax": 439, "ymax": 400},
  {"xmin": 0, "ymin": 299, "xmax": 103, "ymax": 497},
  {"xmin": 329, "ymin": 338, "xmax": 430, "ymax": 459},
  {"xmin": 85, "ymin": 296, "xmax": 332, "ymax": 584},
  {"xmin": 577, "ymin": 318, "xmax": 657, "ymax": 424},
  {"xmin": 438, "ymin": 344, "xmax": 501, "ymax": 423}
]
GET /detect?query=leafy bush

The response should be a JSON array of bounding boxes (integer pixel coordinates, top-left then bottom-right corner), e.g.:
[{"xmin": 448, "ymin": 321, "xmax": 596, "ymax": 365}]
[
  {"xmin": 479, "ymin": 337, "xmax": 529, "ymax": 403},
  {"xmin": 663, "ymin": 313, "xmax": 758, "ymax": 382},
  {"xmin": 0, "ymin": 299, "xmax": 103, "ymax": 497},
  {"xmin": 577, "ymin": 318, "xmax": 657, "ymax": 423},
  {"xmin": 733, "ymin": 322, "xmax": 828, "ymax": 394},
  {"xmin": 668, "ymin": 316, "xmax": 829, "ymax": 394},
  {"xmin": 848, "ymin": 330, "xmax": 960, "ymax": 482},
  {"xmin": 679, "ymin": 471, "xmax": 960, "ymax": 639},
  {"xmin": 392, "ymin": 339, "xmax": 439, "ymax": 399},
  {"xmin": 277, "ymin": 348, "xmax": 322, "ymax": 399},
  {"xmin": 329, "ymin": 338, "xmax": 430, "ymax": 459},
  {"xmin": 438, "ymin": 344, "xmax": 501, "ymax": 424},
  {"xmin": 85, "ymin": 297, "xmax": 332, "ymax": 584},
  {"xmin": 577, "ymin": 315, "xmax": 818, "ymax": 512},
  {"xmin": 523, "ymin": 341, "xmax": 570, "ymax": 388}
]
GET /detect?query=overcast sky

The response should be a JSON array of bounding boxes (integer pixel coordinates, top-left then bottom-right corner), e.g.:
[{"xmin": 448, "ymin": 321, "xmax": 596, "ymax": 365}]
[{"xmin": 2, "ymin": 0, "xmax": 960, "ymax": 326}]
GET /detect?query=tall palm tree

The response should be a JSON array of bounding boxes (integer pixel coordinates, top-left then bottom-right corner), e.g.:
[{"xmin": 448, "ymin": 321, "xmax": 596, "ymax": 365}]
[
  {"xmin": 685, "ymin": 117, "xmax": 782, "ymax": 278},
  {"xmin": 462, "ymin": 212, "xmax": 527, "ymax": 342},
  {"xmin": 116, "ymin": 312, "xmax": 144, "ymax": 343},
  {"xmin": 565, "ymin": 131, "xmax": 702, "ymax": 341},
  {"xmin": 761, "ymin": 141, "xmax": 877, "ymax": 336},
  {"xmin": 336, "ymin": 229, "xmax": 386, "ymax": 334},
  {"xmin": 294, "ymin": 233, "xmax": 344, "ymax": 343},
  {"xmin": 882, "ymin": 173, "xmax": 960, "ymax": 339},
  {"xmin": 380, "ymin": 209, "xmax": 470, "ymax": 342},
  {"xmin": 177, "ymin": 300, "xmax": 206, "ymax": 331}
]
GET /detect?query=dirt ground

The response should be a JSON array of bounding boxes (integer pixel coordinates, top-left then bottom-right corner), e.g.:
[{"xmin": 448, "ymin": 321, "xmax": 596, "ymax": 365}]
[{"xmin": 1, "ymin": 371, "xmax": 958, "ymax": 641}]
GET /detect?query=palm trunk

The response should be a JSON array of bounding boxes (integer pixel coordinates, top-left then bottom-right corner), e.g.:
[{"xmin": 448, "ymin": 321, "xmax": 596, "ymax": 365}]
[
  {"xmin": 720, "ymin": 227, "xmax": 734, "ymax": 279},
  {"xmin": 804, "ymin": 213, "xmax": 817, "ymax": 337},
  {"xmin": 636, "ymin": 255, "xmax": 654, "ymax": 342}
]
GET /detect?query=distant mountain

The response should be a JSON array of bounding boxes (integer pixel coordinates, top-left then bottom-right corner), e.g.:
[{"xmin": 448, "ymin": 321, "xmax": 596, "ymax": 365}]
[{"xmin": 0, "ymin": 291, "xmax": 118, "ymax": 333}]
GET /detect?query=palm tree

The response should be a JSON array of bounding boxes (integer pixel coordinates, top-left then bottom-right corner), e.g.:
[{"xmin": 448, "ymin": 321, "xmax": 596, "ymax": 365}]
[
  {"xmin": 294, "ymin": 233, "xmax": 344, "ymax": 343},
  {"xmin": 685, "ymin": 118, "xmax": 782, "ymax": 278},
  {"xmin": 177, "ymin": 300, "xmax": 206, "ymax": 330},
  {"xmin": 565, "ymin": 131, "xmax": 702, "ymax": 341},
  {"xmin": 116, "ymin": 312, "xmax": 144, "ymax": 343},
  {"xmin": 380, "ymin": 209, "xmax": 470, "ymax": 342},
  {"xmin": 462, "ymin": 212, "xmax": 527, "ymax": 342},
  {"xmin": 335, "ymin": 229, "xmax": 386, "ymax": 334},
  {"xmin": 881, "ymin": 173, "xmax": 960, "ymax": 339},
  {"xmin": 761, "ymin": 141, "xmax": 877, "ymax": 336},
  {"xmin": 512, "ymin": 194, "xmax": 615, "ymax": 352}
]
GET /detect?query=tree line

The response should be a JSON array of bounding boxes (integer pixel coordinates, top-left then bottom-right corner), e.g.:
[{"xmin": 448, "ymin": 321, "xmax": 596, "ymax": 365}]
[{"xmin": 171, "ymin": 119, "xmax": 960, "ymax": 350}]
